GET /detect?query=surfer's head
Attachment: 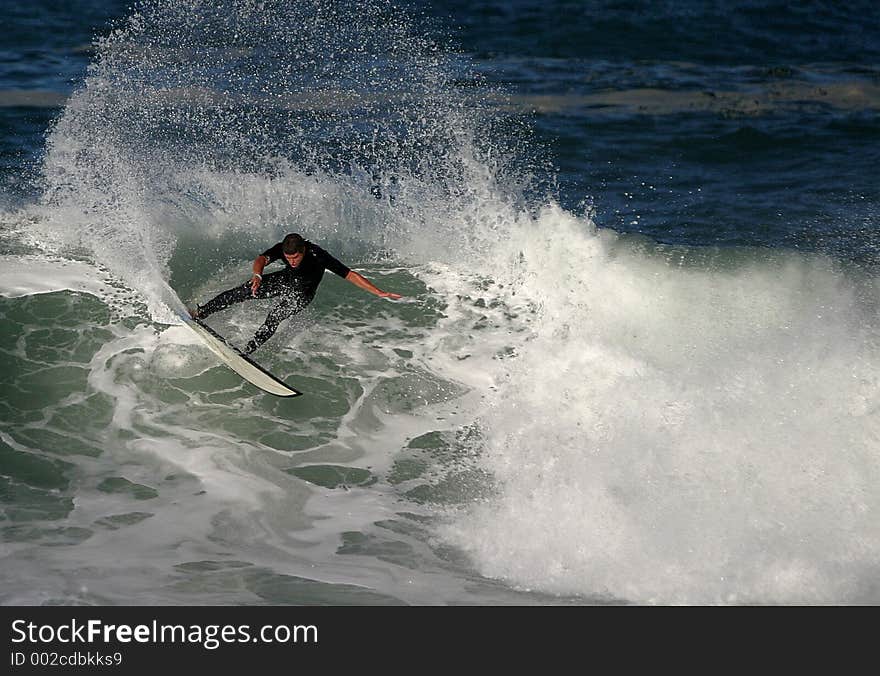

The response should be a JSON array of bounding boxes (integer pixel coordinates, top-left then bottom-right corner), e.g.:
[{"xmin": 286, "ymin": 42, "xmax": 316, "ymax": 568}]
[
  {"xmin": 282, "ymin": 233, "xmax": 307, "ymax": 254},
  {"xmin": 282, "ymin": 233, "xmax": 307, "ymax": 267}
]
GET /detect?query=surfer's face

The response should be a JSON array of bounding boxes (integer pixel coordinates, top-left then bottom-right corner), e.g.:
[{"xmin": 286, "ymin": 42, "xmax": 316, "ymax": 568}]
[{"xmin": 284, "ymin": 251, "xmax": 305, "ymax": 267}]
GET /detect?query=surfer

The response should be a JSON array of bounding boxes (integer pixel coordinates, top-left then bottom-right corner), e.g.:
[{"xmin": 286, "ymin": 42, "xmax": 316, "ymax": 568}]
[{"xmin": 190, "ymin": 233, "xmax": 401, "ymax": 354}]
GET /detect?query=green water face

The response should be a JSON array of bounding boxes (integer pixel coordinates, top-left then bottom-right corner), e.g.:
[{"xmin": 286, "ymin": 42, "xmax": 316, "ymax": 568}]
[
  {"xmin": 0, "ymin": 266, "xmax": 542, "ymax": 604},
  {"xmin": 1, "ymin": 292, "xmax": 114, "ymax": 534}
]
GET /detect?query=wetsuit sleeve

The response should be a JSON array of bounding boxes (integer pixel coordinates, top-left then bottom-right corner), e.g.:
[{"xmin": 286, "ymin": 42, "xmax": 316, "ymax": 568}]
[
  {"xmin": 260, "ymin": 242, "xmax": 284, "ymax": 264},
  {"xmin": 314, "ymin": 246, "xmax": 351, "ymax": 278}
]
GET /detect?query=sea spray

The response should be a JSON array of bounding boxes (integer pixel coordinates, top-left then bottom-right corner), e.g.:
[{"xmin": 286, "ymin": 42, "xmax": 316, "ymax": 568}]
[{"xmin": 33, "ymin": 0, "xmax": 532, "ymax": 321}]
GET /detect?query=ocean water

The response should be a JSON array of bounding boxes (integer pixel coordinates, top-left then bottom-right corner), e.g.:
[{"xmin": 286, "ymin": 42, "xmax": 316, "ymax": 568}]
[{"xmin": 1, "ymin": 0, "xmax": 878, "ymax": 605}]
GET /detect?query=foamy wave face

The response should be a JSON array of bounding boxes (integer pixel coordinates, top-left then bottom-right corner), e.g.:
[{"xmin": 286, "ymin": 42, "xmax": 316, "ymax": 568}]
[{"xmin": 440, "ymin": 206, "xmax": 880, "ymax": 604}]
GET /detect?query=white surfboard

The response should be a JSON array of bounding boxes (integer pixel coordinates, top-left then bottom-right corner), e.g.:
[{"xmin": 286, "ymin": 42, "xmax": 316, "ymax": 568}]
[{"xmin": 180, "ymin": 313, "xmax": 303, "ymax": 397}]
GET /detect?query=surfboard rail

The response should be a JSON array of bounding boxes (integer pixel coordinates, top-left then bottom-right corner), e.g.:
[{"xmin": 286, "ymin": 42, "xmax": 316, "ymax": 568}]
[{"xmin": 180, "ymin": 314, "xmax": 303, "ymax": 397}]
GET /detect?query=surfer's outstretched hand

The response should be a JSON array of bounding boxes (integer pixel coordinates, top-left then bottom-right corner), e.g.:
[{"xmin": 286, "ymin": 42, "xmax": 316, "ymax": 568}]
[
  {"xmin": 250, "ymin": 274, "xmax": 262, "ymax": 297},
  {"xmin": 344, "ymin": 270, "xmax": 403, "ymax": 301}
]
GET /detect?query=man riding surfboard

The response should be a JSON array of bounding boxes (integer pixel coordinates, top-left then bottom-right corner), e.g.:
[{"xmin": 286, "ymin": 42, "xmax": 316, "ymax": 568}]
[{"xmin": 190, "ymin": 233, "xmax": 401, "ymax": 354}]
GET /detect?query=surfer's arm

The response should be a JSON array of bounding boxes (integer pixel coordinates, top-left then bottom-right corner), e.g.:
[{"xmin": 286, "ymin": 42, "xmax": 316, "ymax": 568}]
[
  {"xmin": 345, "ymin": 270, "xmax": 402, "ymax": 300},
  {"xmin": 250, "ymin": 255, "xmax": 270, "ymax": 296},
  {"xmin": 253, "ymin": 255, "xmax": 270, "ymax": 276}
]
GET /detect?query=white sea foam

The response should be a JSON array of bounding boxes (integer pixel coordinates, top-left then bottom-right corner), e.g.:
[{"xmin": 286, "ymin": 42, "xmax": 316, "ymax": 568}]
[
  {"xmin": 436, "ymin": 205, "xmax": 880, "ymax": 604},
  {"xmin": 0, "ymin": 254, "xmax": 114, "ymax": 299}
]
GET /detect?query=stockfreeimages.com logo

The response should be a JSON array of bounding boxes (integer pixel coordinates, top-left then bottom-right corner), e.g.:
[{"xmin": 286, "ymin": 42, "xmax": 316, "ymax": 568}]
[{"xmin": 11, "ymin": 619, "xmax": 318, "ymax": 650}]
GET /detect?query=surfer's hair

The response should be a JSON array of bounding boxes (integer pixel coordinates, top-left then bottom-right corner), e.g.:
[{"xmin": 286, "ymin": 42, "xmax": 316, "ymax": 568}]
[{"xmin": 282, "ymin": 233, "xmax": 307, "ymax": 254}]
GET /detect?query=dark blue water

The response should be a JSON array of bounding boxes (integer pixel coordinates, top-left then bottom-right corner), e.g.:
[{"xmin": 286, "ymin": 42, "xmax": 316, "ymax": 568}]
[
  {"xmin": 420, "ymin": 0, "xmax": 880, "ymax": 260},
  {"xmin": 427, "ymin": 0, "xmax": 880, "ymax": 63}
]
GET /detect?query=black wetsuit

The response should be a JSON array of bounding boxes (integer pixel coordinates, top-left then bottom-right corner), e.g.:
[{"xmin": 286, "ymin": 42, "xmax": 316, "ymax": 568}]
[{"xmin": 197, "ymin": 241, "xmax": 350, "ymax": 353}]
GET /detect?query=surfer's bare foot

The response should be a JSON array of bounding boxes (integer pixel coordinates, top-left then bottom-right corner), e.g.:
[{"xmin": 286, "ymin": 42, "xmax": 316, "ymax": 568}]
[{"xmin": 188, "ymin": 306, "xmax": 203, "ymax": 319}]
